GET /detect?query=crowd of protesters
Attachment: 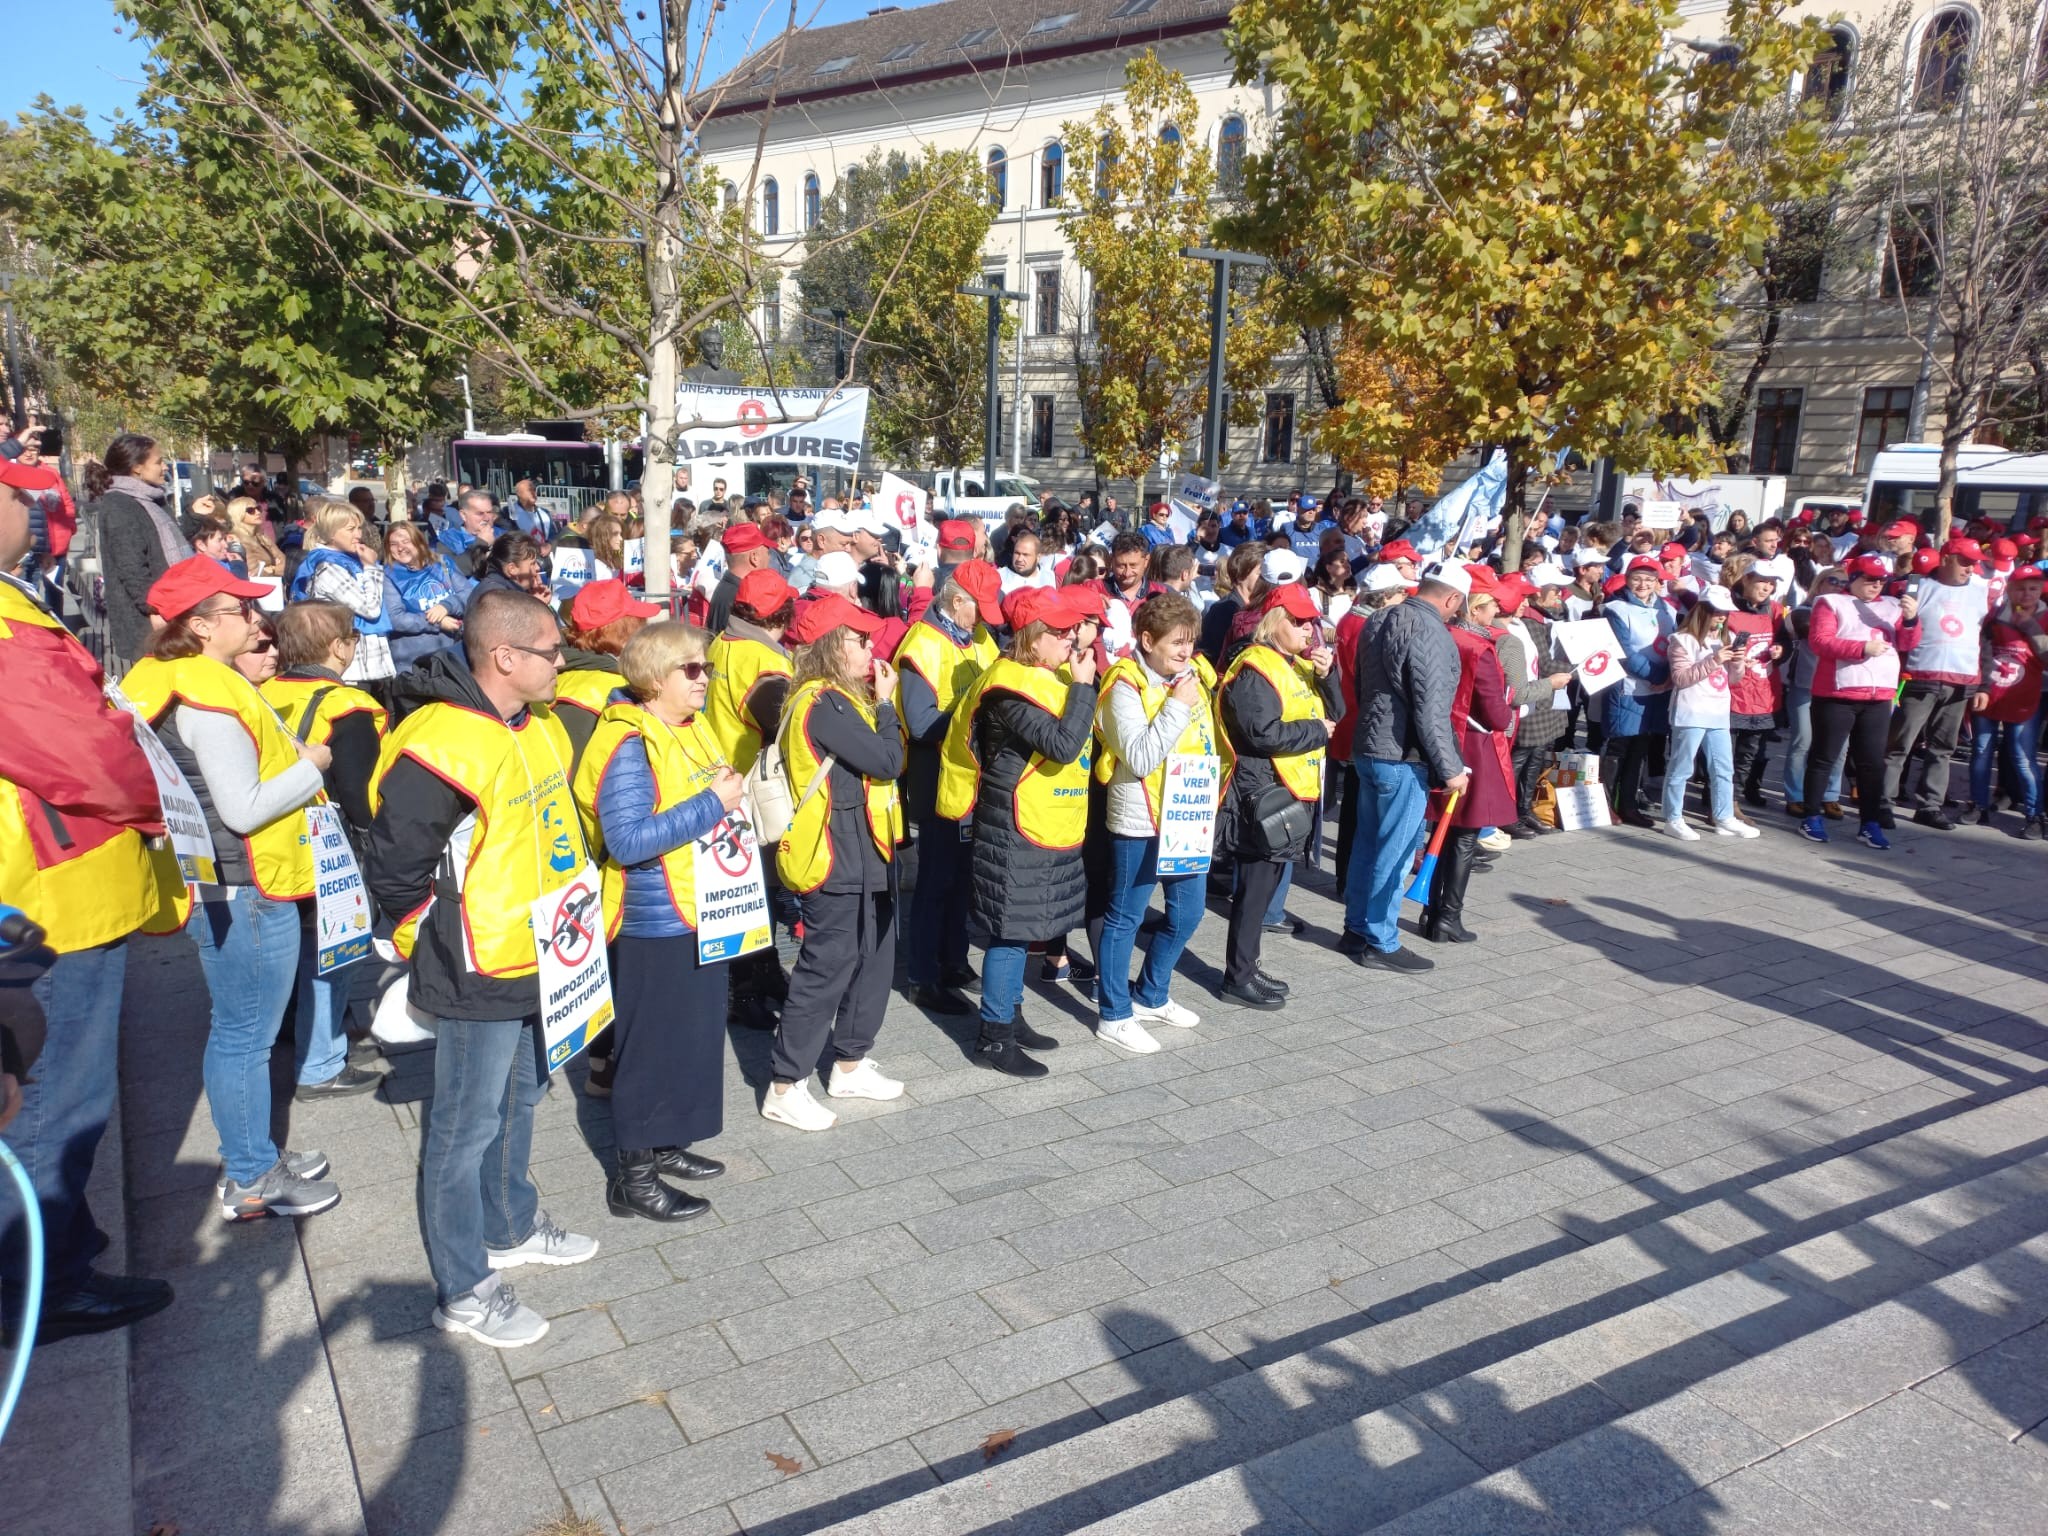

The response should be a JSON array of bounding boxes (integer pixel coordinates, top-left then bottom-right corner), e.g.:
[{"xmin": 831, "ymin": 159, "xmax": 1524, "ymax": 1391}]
[{"xmin": 2, "ymin": 424, "xmax": 2044, "ymax": 1355}]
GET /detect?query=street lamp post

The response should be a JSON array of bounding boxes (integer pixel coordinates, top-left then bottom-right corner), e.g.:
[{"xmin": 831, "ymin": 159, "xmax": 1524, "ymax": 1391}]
[
  {"xmin": 960, "ymin": 280, "xmax": 1025, "ymax": 496},
  {"xmin": 0, "ymin": 269, "xmax": 27, "ymax": 430},
  {"xmin": 1181, "ymin": 248, "xmax": 1268, "ymax": 482}
]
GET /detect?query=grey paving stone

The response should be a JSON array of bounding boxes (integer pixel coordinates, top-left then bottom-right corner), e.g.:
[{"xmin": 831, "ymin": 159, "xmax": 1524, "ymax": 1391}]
[
  {"xmin": 1915, "ymin": 1320, "xmax": 2048, "ymax": 1440},
  {"xmin": 956, "ymin": 1104, "xmax": 1094, "ymax": 1158},
  {"xmin": 599, "ymin": 1413, "xmax": 812, "ymax": 1528},
  {"xmin": 353, "ymin": 1406, "xmax": 566, "ymax": 1536},
  {"xmin": 953, "ymin": 1312, "xmax": 1133, "ymax": 1404},
  {"xmin": 534, "ymin": 1324, "xmax": 740, "ymax": 1423},
  {"xmin": 325, "ymin": 1331, "xmax": 521, "ymax": 1449},
  {"xmin": 1336, "ymin": 1249, "xmax": 1474, "ymax": 1319},
  {"xmin": 658, "ymin": 1208, "xmax": 828, "ymax": 1280},
  {"xmin": 1026, "ymin": 1158, "xmax": 1176, "ymax": 1218},
  {"xmin": 1069, "ymin": 1329, "xmax": 1248, "ymax": 1420},
  {"xmin": 667, "ymin": 1342, "xmax": 864, "ymax": 1442},
  {"xmin": 727, "ymin": 1439, "xmax": 935, "ymax": 1533},
  {"xmin": 805, "ymin": 1174, "xmax": 958, "ymax": 1241},
  {"xmin": 908, "ymin": 1379, "xmax": 1101, "ymax": 1483},
  {"xmin": 1616, "ymin": 1464, "xmax": 1859, "ymax": 1536},
  {"xmin": 1339, "ymin": 1201, "xmax": 1486, "ymax": 1267},
  {"xmin": 1013, "ymin": 1202, "xmax": 1159, "ymax": 1267},
  {"xmin": 1075, "ymin": 1468, "xmax": 1322, "ymax": 1535},
  {"xmin": 764, "ymin": 1223, "xmax": 930, "ymax": 1298},
  {"xmin": 1138, "ymin": 1128, "xmax": 1273, "ymax": 1185},
  {"xmin": 719, "ymin": 1276, "xmax": 896, "ymax": 1364},
  {"xmin": 1245, "ymin": 1403, "xmax": 1486, "ymax": 1534},
  {"xmin": 788, "ymin": 1361, "xmax": 987, "ymax": 1463},
  {"xmin": 1207, "ymin": 1285, "xmax": 1363, "ymax": 1367},
  {"xmin": 538, "ymin": 1397, "xmax": 688, "ymax": 1485},
  {"xmin": 1655, "ymin": 1261, "xmax": 1852, "ymax": 1359},
  {"xmin": 1052, "ymin": 1119, "xmax": 1187, "ymax": 1173},
  {"xmin": 1406, "ymin": 1349, "xmax": 1626, "ymax": 1473},
  {"xmin": 1126, "ymin": 1170, "xmax": 1265, "ymax": 1235},
  {"xmin": 608, "ymin": 1262, "xmax": 786, "ymax": 1345},
  {"xmin": 1098, "ymin": 1270, "xmax": 1263, "ymax": 1352},
  {"xmin": 901, "ymin": 1187, "xmax": 1056, "ymax": 1253},
  {"xmin": 1235, "ymin": 1142, "xmax": 1369, "ymax": 1198},
  {"xmin": 1220, "ymin": 1233, "xmax": 1375, "ymax": 1305},
  {"xmin": 833, "ymin": 1292, "xmax": 1013, "ymax": 1382},
  {"xmin": 983, "ymin": 1252, "xmax": 1149, "ymax": 1330},
  {"xmin": 1534, "ymin": 1300, "xmax": 1749, "ymax": 1412},
  {"xmin": 1114, "ymin": 1216, "xmax": 1268, "ymax": 1287}
]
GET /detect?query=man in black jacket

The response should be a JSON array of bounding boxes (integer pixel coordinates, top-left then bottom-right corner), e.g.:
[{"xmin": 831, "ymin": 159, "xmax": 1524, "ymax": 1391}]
[
  {"xmin": 1338, "ymin": 568, "xmax": 1470, "ymax": 971},
  {"xmin": 365, "ymin": 590, "xmax": 598, "ymax": 1349}
]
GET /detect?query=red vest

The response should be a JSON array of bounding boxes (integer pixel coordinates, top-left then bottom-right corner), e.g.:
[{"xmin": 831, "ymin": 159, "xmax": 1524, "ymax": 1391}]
[
  {"xmin": 1722, "ymin": 605, "xmax": 1783, "ymax": 718},
  {"xmin": 1982, "ymin": 617, "xmax": 2045, "ymax": 723}
]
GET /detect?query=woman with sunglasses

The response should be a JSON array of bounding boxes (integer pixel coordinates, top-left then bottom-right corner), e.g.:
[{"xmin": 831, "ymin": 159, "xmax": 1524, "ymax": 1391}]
[
  {"xmin": 120, "ymin": 558, "xmax": 344, "ymax": 1221},
  {"xmin": 937, "ymin": 585, "xmax": 1099, "ymax": 1078},
  {"xmin": 1801, "ymin": 554, "xmax": 1920, "ymax": 848},
  {"xmin": 571, "ymin": 621, "xmax": 746, "ymax": 1217},
  {"xmin": 1216, "ymin": 583, "xmax": 1342, "ymax": 1007},
  {"xmin": 763, "ymin": 594, "xmax": 908, "ymax": 1130}
]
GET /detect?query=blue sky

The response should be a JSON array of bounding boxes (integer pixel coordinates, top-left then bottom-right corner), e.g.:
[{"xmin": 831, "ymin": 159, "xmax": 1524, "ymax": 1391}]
[{"xmin": 1, "ymin": 0, "xmax": 911, "ymax": 127}]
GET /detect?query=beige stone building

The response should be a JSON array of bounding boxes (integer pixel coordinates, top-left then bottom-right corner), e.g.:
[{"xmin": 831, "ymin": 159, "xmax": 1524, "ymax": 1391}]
[{"xmin": 698, "ymin": 0, "xmax": 2001, "ymax": 510}]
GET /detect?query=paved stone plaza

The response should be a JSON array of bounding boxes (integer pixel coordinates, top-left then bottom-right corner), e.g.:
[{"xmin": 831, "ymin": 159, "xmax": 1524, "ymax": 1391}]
[{"xmin": 5, "ymin": 812, "xmax": 2048, "ymax": 1536}]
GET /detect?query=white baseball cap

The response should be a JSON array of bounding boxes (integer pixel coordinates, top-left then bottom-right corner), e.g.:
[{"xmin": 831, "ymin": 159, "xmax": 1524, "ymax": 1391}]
[
  {"xmin": 848, "ymin": 505, "xmax": 888, "ymax": 536},
  {"xmin": 809, "ymin": 506, "xmax": 853, "ymax": 533},
  {"xmin": 1573, "ymin": 547, "xmax": 1611, "ymax": 569},
  {"xmin": 1527, "ymin": 562, "xmax": 1571, "ymax": 587},
  {"xmin": 1261, "ymin": 549, "xmax": 1307, "ymax": 585},
  {"xmin": 1701, "ymin": 583, "xmax": 1736, "ymax": 612},
  {"xmin": 1423, "ymin": 562, "xmax": 1471, "ymax": 594},
  {"xmin": 1363, "ymin": 564, "xmax": 1410, "ymax": 594},
  {"xmin": 813, "ymin": 551, "xmax": 861, "ymax": 590}
]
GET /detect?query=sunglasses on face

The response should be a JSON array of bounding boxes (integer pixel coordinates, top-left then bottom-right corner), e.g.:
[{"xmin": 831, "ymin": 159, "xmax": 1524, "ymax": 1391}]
[
  {"xmin": 198, "ymin": 599, "xmax": 258, "ymax": 620},
  {"xmin": 674, "ymin": 661, "xmax": 715, "ymax": 681}
]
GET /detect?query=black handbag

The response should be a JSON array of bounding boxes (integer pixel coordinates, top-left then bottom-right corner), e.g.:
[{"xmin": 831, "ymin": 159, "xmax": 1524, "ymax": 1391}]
[{"xmin": 1242, "ymin": 779, "xmax": 1313, "ymax": 858}]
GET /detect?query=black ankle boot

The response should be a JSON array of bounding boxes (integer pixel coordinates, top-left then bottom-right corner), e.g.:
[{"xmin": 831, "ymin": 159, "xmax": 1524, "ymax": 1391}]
[
  {"xmin": 607, "ymin": 1150, "xmax": 711, "ymax": 1222},
  {"xmin": 1011, "ymin": 1009, "xmax": 1060, "ymax": 1051},
  {"xmin": 1423, "ymin": 831, "xmax": 1478, "ymax": 944}
]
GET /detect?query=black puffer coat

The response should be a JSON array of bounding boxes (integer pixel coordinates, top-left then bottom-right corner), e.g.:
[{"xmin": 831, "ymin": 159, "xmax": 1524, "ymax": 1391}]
[
  {"xmin": 1217, "ymin": 647, "xmax": 1344, "ymax": 863},
  {"xmin": 967, "ymin": 680, "xmax": 1098, "ymax": 944}
]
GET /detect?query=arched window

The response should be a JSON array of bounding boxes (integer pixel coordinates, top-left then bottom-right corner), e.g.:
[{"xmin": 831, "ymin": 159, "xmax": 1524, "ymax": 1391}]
[
  {"xmin": 1803, "ymin": 27, "xmax": 1853, "ymax": 119},
  {"xmin": 1159, "ymin": 123, "xmax": 1182, "ymax": 150},
  {"xmin": 987, "ymin": 146, "xmax": 1007, "ymax": 210},
  {"xmin": 1913, "ymin": 9, "xmax": 1973, "ymax": 112},
  {"xmin": 722, "ymin": 181, "xmax": 737, "ymax": 212},
  {"xmin": 1040, "ymin": 142, "xmax": 1064, "ymax": 205},
  {"xmin": 1094, "ymin": 147, "xmax": 1115, "ymax": 197},
  {"xmin": 1158, "ymin": 124, "xmax": 1182, "ymax": 194},
  {"xmin": 762, "ymin": 178, "xmax": 779, "ymax": 236},
  {"xmin": 803, "ymin": 172, "xmax": 820, "ymax": 230},
  {"xmin": 1217, "ymin": 115, "xmax": 1247, "ymax": 193}
]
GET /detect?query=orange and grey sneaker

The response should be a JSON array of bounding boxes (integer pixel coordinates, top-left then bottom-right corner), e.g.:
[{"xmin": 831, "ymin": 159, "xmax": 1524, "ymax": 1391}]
[{"xmin": 219, "ymin": 1156, "xmax": 342, "ymax": 1221}]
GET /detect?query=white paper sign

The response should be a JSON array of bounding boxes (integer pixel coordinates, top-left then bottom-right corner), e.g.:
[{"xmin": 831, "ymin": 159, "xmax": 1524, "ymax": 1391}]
[
  {"xmin": 1554, "ymin": 783, "xmax": 1615, "ymax": 831},
  {"xmin": 534, "ymin": 865, "xmax": 615, "ymax": 1071},
  {"xmin": 107, "ymin": 686, "xmax": 220, "ymax": 886},
  {"xmin": 691, "ymin": 812, "xmax": 774, "ymax": 964},
  {"xmin": 307, "ymin": 804, "xmax": 372, "ymax": 974},
  {"xmin": 623, "ymin": 538, "xmax": 646, "ymax": 576},
  {"xmin": 1174, "ymin": 472, "xmax": 1221, "ymax": 512},
  {"xmin": 878, "ymin": 471, "xmax": 928, "ymax": 534},
  {"xmin": 1550, "ymin": 618, "xmax": 1626, "ymax": 697},
  {"xmin": 1638, "ymin": 500, "xmax": 1682, "ymax": 531},
  {"xmin": 1156, "ymin": 754, "xmax": 1221, "ymax": 876},
  {"xmin": 251, "ymin": 576, "xmax": 286, "ymax": 614}
]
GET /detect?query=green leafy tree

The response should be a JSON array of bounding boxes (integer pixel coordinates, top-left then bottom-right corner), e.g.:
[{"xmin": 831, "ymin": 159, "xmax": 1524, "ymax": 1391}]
[
  {"xmin": 796, "ymin": 147, "xmax": 1005, "ymax": 466},
  {"xmin": 1061, "ymin": 52, "xmax": 1285, "ymax": 486},
  {"xmin": 1226, "ymin": 0, "xmax": 1839, "ymax": 563}
]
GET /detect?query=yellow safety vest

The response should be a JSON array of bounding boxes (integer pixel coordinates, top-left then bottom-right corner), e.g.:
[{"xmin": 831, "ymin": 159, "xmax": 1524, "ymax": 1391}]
[
  {"xmin": 572, "ymin": 699, "xmax": 727, "ymax": 936},
  {"xmin": 552, "ymin": 665, "xmax": 623, "ymax": 724},
  {"xmin": 120, "ymin": 653, "xmax": 326, "ymax": 900},
  {"xmin": 894, "ymin": 619, "xmax": 998, "ymax": 743},
  {"xmin": 705, "ymin": 633, "xmax": 792, "ymax": 774},
  {"xmin": 1220, "ymin": 644, "xmax": 1326, "ymax": 802},
  {"xmin": 936, "ymin": 658, "xmax": 1092, "ymax": 849},
  {"xmin": 775, "ymin": 678, "xmax": 903, "ymax": 894},
  {"xmin": 1091, "ymin": 655, "xmax": 1235, "ymax": 831},
  {"xmin": 368, "ymin": 699, "xmax": 585, "ymax": 976},
  {"xmin": 259, "ymin": 674, "xmax": 388, "ymax": 747},
  {"xmin": 0, "ymin": 584, "xmax": 182, "ymax": 948}
]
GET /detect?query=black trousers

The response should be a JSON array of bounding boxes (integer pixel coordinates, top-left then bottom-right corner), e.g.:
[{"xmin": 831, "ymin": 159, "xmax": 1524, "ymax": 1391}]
[
  {"xmin": 1510, "ymin": 743, "xmax": 1549, "ymax": 822},
  {"xmin": 772, "ymin": 888, "xmax": 895, "ymax": 1083},
  {"xmin": 1884, "ymin": 682, "xmax": 1971, "ymax": 811},
  {"xmin": 1225, "ymin": 858, "xmax": 1287, "ymax": 986},
  {"xmin": 1807, "ymin": 698, "xmax": 1891, "ymax": 825},
  {"xmin": 1334, "ymin": 765, "xmax": 1361, "ymax": 895},
  {"xmin": 1611, "ymin": 734, "xmax": 1655, "ymax": 816},
  {"xmin": 610, "ymin": 934, "xmax": 730, "ymax": 1151},
  {"xmin": 1731, "ymin": 728, "xmax": 1771, "ymax": 798}
]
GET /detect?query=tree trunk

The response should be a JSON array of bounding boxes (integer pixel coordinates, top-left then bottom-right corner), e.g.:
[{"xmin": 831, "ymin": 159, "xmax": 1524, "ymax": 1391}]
[
  {"xmin": 384, "ymin": 443, "xmax": 411, "ymax": 520},
  {"xmin": 1499, "ymin": 439, "xmax": 1526, "ymax": 570},
  {"xmin": 638, "ymin": 0, "xmax": 690, "ymax": 604}
]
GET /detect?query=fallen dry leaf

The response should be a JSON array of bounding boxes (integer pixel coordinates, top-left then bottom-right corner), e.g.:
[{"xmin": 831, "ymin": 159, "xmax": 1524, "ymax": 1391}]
[
  {"xmin": 981, "ymin": 1429, "xmax": 1017, "ymax": 1461},
  {"xmin": 148, "ymin": 1524, "xmax": 180, "ymax": 1536},
  {"xmin": 766, "ymin": 1450, "xmax": 803, "ymax": 1475},
  {"xmin": 1542, "ymin": 897, "xmax": 1572, "ymax": 907}
]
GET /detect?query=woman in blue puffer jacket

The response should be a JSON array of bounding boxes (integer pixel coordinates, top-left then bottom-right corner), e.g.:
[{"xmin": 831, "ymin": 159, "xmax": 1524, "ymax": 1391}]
[{"xmin": 1603, "ymin": 556, "xmax": 1676, "ymax": 827}]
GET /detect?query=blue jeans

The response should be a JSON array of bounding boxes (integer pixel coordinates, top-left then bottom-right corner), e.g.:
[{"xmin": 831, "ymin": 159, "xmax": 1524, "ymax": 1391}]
[
  {"xmin": 1343, "ymin": 759, "xmax": 1431, "ymax": 952},
  {"xmin": 294, "ymin": 905, "xmax": 362, "ymax": 1087},
  {"xmin": 187, "ymin": 888, "xmax": 302, "ymax": 1186},
  {"xmin": 2, "ymin": 941, "xmax": 127, "ymax": 1310},
  {"xmin": 979, "ymin": 943, "xmax": 1029, "ymax": 1033},
  {"xmin": 1097, "ymin": 835, "xmax": 1206, "ymax": 1021},
  {"xmin": 1664, "ymin": 725, "xmax": 1733, "ymax": 824},
  {"xmin": 1972, "ymin": 713, "xmax": 2042, "ymax": 816},
  {"xmin": 907, "ymin": 817, "xmax": 970, "ymax": 987},
  {"xmin": 1783, "ymin": 690, "xmax": 1844, "ymax": 805},
  {"xmin": 423, "ymin": 1016, "xmax": 546, "ymax": 1303}
]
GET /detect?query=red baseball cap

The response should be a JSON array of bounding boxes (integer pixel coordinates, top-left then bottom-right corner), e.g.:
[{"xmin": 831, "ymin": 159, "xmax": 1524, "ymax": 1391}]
[
  {"xmin": 568, "ymin": 577, "xmax": 660, "ymax": 630},
  {"xmin": 1625, "ymin": 556, "xmax": 1665, "ymax": 576},
  {"xmin": 787, "ymin": 592, "xmax": 885, "ymax": 645},
  {"xmin": 1844, "ymin": 554, "xmax": 1892, "ymax": 580},
  {"xmin": 1061, "ymin": 584, "xmax": 1109, "ymax": 622},
  {"xmin": 947, "ymin": 560, "xmax": 1006, "ymax": 628},
  {"xmin": 1881, "ymin": 519, "xmax": 1919, "ymax": 539},
  {"xmin": 735, "ymin": 568, "xmax": 796, "ymax": 614},
  {"xmin": 1378, "ymin": 539, "xmax": 1419, "ymax": 564},
  {"xmin": 1659, "ymin": 541, "xmax": 1689, "ymax": 561},
  {"xmin": 1910, "ymin": 547, "xmax": 1941, "ymax": 575},
  {"xmin": 2017, "ymin": 533, "xmax": 2041, "ymax": 550},
  {"xmin": 1601, "ymin": 573, "xmax": 1626, "ymax": 597},
  {"xmin": 1003, "ymin": 586, "xmax": 1086, "ymax": 631},
  {"xmin": 938, "ymin": 520, "xmax": 977, "ymax": 553},
  {"xmin": 1493, "ymin": 572, "xmax": 1534, "ymax": 613},
  {"xmin": 1941, "ymin": 537, "xmax": 1984, "ymax": 562},
  {"xmin": 145, "ymin": 556, "xmax": 271, "ymax": 622},
  {"xmin": 1991, "ymin": 537, "xmax": 2019, "ymax": 561},
  {"xmin": 721, "ymin": 522, "xmax": 769, "ymax": 554},
  {"xmin": 1261, "ymin": 583, "xmax": 1320, "ymax": 621}
]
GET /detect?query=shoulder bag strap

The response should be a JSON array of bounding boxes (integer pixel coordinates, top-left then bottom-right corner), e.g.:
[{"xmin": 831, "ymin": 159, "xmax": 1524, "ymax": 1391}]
[{"xmin": 296, "ymin": 686, "xmax": 336, "ymax": 743}]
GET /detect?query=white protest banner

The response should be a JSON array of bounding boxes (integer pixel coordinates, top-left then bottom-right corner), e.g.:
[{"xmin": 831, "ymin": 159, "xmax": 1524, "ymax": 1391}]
[
  {"xmin": 877, "ymin": 471, "xmax": 927, "ymax": 534},
  {"xmin": 1638, "ymin": 500, "xmax": 1683, "ymax": 531},
  {"xmin": 1554, "ymin": 783, "xmax": 1615, "ymax": 831},
  {"xmin": 106, "ymin": 685, "xmax": 219, "ymax": 886},
  {"xmin": 691, "ymin": 813, "xmax": 774, "ymax": 964},
  {"xmin": 549, "ymin": 547, "xmax": 597, "ymax": 601},
  {"xmin": 306, "ymin": 804, "xmax": 373, "ymax": 974},
  {"xmin": 622, "ymin": 538, "xmax": 646, "ymax": 576},
  {"xmin": 671, "ymin": 384, "xmax": 870, "ymax": 471},
  {"xmin": 533, "ymin": 867, "xmax": 615, "ymax": 1071},
  {"xmin": 1174, "ymin": 472, "xmax": 1220, "ymax": 512},
  {"xmin": 1156, "ymin": 754, "xmax": 1222, "ymax": 876},
  {"xmin": 251, "ymin": 576, "xmax": 286, "ymax": 614},
  {"xmin": 1550, "ymin": 618, "xmax": 1626, "ymax": 697}
]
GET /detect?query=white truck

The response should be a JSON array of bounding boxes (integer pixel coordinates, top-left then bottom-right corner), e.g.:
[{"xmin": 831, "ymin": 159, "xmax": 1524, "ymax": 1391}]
[{"xmin": 927, "ymin": 468, "xmax": 1043, "ymax": 523}]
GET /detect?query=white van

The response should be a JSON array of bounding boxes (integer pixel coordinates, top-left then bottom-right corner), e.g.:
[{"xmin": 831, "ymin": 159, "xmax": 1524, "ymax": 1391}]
[{"xmin": 1861, "ymin": 444, "xmax": 2048, "ymax": 531}]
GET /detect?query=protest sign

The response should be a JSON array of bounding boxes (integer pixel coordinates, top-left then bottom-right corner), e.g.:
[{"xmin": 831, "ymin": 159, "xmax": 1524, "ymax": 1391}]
[
  {"xmin": 106, "ymin": 685, "xmax": 219, "ymax": 885},
  {"xmin": 533, "ymin": 868, "xmax": 615, "ymax": 1070},
  {"xmin": 307, "ymin": 804, "xmax": 372, "ymax": 974},
  {"xmin": 691, "ymin": 814, "xmax": 773, "ymax": 965},
  {"xmin": 1550, "ymin": 618, "xmax": 1625, "ymax": 696},
  {"xmin": 1156, "ymin": 754, "xmax": 1221, "ymax": 876}
]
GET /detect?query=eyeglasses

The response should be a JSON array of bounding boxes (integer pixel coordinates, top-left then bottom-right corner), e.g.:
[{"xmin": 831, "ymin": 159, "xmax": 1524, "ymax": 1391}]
[
  {"xmin": 196, "ymin": 599, "xmax": 257, "ymax": 620},
  {"xmin": 500, "ymin": 642, "xmax": 565, "ymax": 663},
  {"xmin": 674, "ymin": 661, "xmax": 715, "ymax": 681},
  {"xmin": 848, "ymin": 631, "xmax": 876, "ymax": 649},
  {"xmin": 1045, "ymin": 626, "xmax": 1078, "ymax": 642}
]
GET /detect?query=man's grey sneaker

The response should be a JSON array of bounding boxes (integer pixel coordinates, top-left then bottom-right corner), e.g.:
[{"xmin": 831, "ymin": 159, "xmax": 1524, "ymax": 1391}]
[
  {"xmin": 485, "ymin": 1211, "xmax": 598, "ymax": 1270},
  {"xmin": 432, "ymin": 1279, "xmax": 548, "ymax": 1349},
  {"xmin": 220, "ymin": 1157, "xmax": 341, "ymax": 1221},
  {"xmin": 216, "ymin": 1147, "xmax": 329, "ymax": 1196}
]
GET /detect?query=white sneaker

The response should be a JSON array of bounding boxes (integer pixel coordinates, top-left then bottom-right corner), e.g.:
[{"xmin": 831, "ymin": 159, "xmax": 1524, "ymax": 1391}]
[
  {"xmin": 1713, "ymin": 817, "xmax": 1761, "ymax": 840},
  {"xmin": 433, "ymin": 1277, "xmax": 549, "ymax": 1348},
  {"xmin": 1477, "ymin": 828, "xmax": 1513, "ymax": 853},
  {"xmin": 762, "ymin": 1078, "xmax": 838, "ymax": 1130},
  {"xmin": 1097, "ymin": 1015, "xmax": 1161, "ymax": 1054},
  {"xmin": 1133, "ymin": 997, "xmax": 1200, "ymax": 1030},
  {"xmin": 1658, "ymin": 818, "xmax": 1702, "ymax": 842},
  {"xmin": 486, "ymin": 1210, "xmax": 598, "ymax": 1269},
  {"xmin": 827, "ymin": 1059, "xmax": 905, "ymax": 1100}
]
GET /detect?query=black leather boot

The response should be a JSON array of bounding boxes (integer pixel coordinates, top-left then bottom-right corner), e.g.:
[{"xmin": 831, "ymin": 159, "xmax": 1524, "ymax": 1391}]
[
  {"xmin": 974, "ymin": 1020, "xmax": 1048, "ymax": 1078},
  {"xmin": 607, "ymin": 1150, "xmax": 711, "ymax": 1222},
  {"xmin": 1423, "ymin": 831, "xmax": 1478, "ymax": 944}
]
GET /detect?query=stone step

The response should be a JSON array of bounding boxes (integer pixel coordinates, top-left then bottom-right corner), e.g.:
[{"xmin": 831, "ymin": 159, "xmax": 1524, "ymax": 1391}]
[{"xmin": 809, "ymin": 1085, "xmax": 2048, "ymax": 1536}]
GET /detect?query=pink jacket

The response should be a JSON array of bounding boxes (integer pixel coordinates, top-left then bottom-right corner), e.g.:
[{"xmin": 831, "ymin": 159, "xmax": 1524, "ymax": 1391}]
[{"xmin": 1809, "ymin": 594, "xmax": 1922, "ymax": 701}]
